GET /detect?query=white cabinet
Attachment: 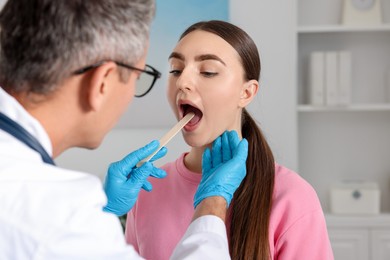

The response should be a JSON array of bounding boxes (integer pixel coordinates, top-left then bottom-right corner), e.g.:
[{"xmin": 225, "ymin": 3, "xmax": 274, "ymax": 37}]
[
  {"xmin": 326, "ymin": 214, "xmax": 390, "ymax": 260},
  {"xmin": 296, "ymin": 0, "xmax": 390, "ymax": 213},
  {"xmin": 372, "ymin": 230, "xmax": 390, "ymax": 260},
  {"xmin": 328, "ymin": 228, "xmax": 369, "ymax": 260}
]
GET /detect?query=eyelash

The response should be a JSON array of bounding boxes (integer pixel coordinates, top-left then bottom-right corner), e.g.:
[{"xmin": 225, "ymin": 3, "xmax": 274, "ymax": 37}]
[
  {"xmin": 169, "ymin": 70, "xmax": 181, "ymax": 76},
  {"xmin": 169, "ymin": 70, "xmax": 218, "ymax": 78},
  {"xmin": 201, "ymin": 71, "xmax": 218, "ymax": 77}
]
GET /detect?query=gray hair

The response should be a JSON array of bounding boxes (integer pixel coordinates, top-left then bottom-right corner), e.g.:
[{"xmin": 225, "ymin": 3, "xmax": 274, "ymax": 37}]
[{"xmin": 0, "ymin": 0, "xmax": 155, "ymax": 94}]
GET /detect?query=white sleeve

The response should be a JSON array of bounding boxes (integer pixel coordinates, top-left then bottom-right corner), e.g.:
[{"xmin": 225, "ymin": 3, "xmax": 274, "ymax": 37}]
[
  {"xmin": 40, "ymin": 204, "xmax": 144, "ymax": 260},
  {"xmin": 170, "ymin": 215, "xmax": 231, "ymax": 260},
  {"xmin": 34, "ymin": 174, "xmax": 145, "ymax": 260}
]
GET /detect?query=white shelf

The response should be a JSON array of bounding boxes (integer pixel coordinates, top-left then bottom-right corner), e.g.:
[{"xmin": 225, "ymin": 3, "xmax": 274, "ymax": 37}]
[
  {"xmin": 298, "ymin": 24, "xmax": 390, "ymax": 33},
  {"xmin": 326, "ymin": 213, "xmax": 390, "ymax": 228},
  {"xmin": 298, "ymin": 104, "xmax": 390, "ymax": 112},
  {"xmin": 297, "ymin": 0, "xmax": 390, "ymax": 215}
]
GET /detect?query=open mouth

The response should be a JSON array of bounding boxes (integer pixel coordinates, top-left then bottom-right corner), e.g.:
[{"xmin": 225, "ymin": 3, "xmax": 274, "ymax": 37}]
[{"xmin": 181, "ymin": 104, "xmax": 203, "ymax": 127}]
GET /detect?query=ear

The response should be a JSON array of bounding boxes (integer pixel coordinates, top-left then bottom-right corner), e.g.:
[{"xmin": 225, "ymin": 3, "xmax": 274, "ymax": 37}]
[
  {"xmin": 238, "ymin": 79, "xmax": 259, "ymax": 108},
  {"xmin": 87, "ymin": 62, "xmax": 117, "ymax": 111}
]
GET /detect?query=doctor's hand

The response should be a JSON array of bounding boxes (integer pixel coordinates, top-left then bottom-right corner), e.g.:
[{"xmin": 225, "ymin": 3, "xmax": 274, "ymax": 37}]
[
  {"xmin": 194, "ymin": 131, "xmax": 248, "ymax": 208},
  {"xmin": 103, "ymin": 140, "xmax": 167, "ymax": 216}
]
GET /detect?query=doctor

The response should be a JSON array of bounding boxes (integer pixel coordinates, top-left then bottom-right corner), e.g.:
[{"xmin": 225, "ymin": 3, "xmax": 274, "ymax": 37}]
[{"xmin": 0, "ymin": 0, "xmax": 249, "ymax": 259}]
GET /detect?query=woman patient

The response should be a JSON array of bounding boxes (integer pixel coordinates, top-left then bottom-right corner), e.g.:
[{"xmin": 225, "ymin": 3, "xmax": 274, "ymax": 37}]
[{"xmin": 125, "ymin": 20, "xmax": 334, "ymax": 260}]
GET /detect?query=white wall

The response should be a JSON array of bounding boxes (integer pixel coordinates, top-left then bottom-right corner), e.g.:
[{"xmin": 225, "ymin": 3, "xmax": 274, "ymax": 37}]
[
  {"xmin": 56, "ymin": 1, "xmax": 298, "ymax": 181},
  {"xmin": 230, "ymin": 0, "xmax": 297, "ymax": 170}
]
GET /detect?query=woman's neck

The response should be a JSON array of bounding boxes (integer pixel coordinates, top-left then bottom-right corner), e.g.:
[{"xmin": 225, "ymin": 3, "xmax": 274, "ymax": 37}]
[{"xmin": 184, "ymin": 147, "xmax": 205, "ymax": 173}]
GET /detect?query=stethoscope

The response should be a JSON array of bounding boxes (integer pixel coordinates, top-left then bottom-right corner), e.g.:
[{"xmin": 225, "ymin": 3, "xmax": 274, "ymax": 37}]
[{"xmin": 0, "ymin": 112, "xmax": 55, "ymax": 165}]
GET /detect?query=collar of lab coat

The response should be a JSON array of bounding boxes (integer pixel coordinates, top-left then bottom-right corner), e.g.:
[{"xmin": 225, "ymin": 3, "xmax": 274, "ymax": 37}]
[{"xmin": 0, "ymin": 87, "xmax": 53, "ymax": 157}]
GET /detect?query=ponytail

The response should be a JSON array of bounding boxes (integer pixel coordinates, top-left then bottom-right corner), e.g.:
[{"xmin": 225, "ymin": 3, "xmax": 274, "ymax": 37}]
[{"xmin": 228, "ymin": 109, "xmax": 275, "ymax": 260}]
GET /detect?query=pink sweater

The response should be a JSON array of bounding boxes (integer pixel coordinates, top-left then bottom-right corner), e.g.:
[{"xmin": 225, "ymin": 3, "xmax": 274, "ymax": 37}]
[{"xmin": 126, "ymin": 153, "xmax": 334, "ymax": 259}]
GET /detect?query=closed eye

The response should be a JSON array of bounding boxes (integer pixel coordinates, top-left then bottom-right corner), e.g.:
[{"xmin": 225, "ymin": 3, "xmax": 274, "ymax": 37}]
[
  {"xmin": 201, "ymin": 71, "xmax": 218, "ymax": 77},
  {"xmin": 169, "ymin": 69, "xmax": 182, "ymax": 76}
]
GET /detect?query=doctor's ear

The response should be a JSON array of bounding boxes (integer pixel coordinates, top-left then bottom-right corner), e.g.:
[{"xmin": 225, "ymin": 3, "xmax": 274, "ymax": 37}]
[
  {"xmin": 238, "ymin": 79, "xmax": 259, "ymax": 108},
  {"xmin": 87, "ymin": 62, "xmax": 117, "ymax": 111}
]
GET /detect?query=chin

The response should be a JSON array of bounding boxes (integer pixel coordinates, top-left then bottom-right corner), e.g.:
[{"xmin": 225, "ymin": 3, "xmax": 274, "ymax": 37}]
[
  {"xmin": 182, "ymin": 132, "xmax": 212, "ymax": 148},
  {"xmin": 80, "ymin": 138, "xmax": 103, "ymax": 150}
]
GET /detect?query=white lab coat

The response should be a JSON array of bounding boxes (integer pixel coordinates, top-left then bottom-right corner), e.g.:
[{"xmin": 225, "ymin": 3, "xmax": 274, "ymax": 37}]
[{"xmin": 0, "ymin": 88, "xmax": 230, "ymax": 260}]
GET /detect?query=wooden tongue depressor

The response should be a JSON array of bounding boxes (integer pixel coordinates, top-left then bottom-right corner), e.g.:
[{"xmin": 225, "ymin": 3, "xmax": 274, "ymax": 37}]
[{"xmin": 136, "ymin": 112, "xmax": 195, "ymax": 168}]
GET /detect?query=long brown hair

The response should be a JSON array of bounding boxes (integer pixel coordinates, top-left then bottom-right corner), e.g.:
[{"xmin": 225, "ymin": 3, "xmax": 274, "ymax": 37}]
[{"xmin": 180, "ymin": 20, "xmax": 275, "ymax": 260}]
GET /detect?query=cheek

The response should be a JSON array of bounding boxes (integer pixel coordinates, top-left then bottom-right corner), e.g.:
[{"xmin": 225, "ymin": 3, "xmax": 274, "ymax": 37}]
[
  {"xmin": 205, "ymin": 85, "xmax": 240, "ymax": 109},
  {"xmin": 125, "ymin": 82, "xmax": 135, "ymax": 101},
  {"xmin": 115, "ymin": 94, "xmax": 133, "ymax": 121},
  {"xmin": 202, "ymin": 85, "xmax": 241, "ymax": 127},
  {"xmin": 117, "ymin": 78, "xmax": 136, "ymax": 113},
  {"xmin": 124, "ymin": 75, "xmax": 137, "ymax": 98}
]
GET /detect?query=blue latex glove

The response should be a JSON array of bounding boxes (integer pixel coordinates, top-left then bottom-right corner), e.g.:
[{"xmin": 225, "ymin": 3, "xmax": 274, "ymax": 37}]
[
  {"xmin": 103, "ymin": 140, "xmax": 167, "ymax": 216},
  {"xmin": 194, "ymin": 130, "xmax": 248, "ymax": 208}
]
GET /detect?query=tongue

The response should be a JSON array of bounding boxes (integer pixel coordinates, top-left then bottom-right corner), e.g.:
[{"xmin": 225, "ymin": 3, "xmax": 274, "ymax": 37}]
[
  {"xmin": 184, "ymin": 106, "xmax": 202, "ymax": 126},
  {"xmin": 188, "ymin": 113, "xmax": 201, "ymax": 125}
]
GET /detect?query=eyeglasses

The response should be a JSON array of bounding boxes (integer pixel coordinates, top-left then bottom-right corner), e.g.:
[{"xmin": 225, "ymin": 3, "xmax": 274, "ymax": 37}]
[{"xmin": 73, "ymin": 61, "xmax": 161, "ymax": 97}]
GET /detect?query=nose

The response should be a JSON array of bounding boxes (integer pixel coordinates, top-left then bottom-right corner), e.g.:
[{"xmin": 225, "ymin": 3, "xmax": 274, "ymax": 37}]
[
  {"xmin": 176, "ymin": 69, "xmax": 194, "ymax": 92},
  {"xmin": 179, "ymin": 84, "xmax": 192, "ymax": 92}
]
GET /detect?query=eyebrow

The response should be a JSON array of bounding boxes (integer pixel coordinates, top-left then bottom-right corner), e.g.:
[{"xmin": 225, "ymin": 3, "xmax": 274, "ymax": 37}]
[{"xmin": 168, "ymin": 52, "xmax": 226, "ymax": 66}]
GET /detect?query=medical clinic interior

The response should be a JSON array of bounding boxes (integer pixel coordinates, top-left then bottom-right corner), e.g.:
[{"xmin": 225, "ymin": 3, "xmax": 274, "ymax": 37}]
[{"xmin": 15, "ymin": 1, "xmax": 388, "ymax": 260}]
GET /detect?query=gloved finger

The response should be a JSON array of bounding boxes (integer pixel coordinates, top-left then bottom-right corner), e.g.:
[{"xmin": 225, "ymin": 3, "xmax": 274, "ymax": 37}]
[
  {"xmin": 127, "ymin": 163, "xmax": 153, "ymax": 188},
  {"xmin": 211, "ymin": 136, "xmax": 222, "ymax": 168},
  {"xmin": 202, "ymin": 147, "xmax": 212, "ymax": 174},
  {"xmin": 115, "ymin": 140, "xmax": 160, "ymax": 174},
  {"xmin": 149, "ymin": 146, "xmax": 168, "ymax": 162},
  {"xmin": 227, "ymin": 130, "xmax": 240, "ymax": 155},
  {"xmin": 221, "ymin": 131, "xmax": 231, "ymax": 163},
  {"xmin": 135, "ymin": 161, "xmax": 166, "ymax": 180},
  {"xmin": 149, "ymin": 167, "xmax": 167, "ymax": 179},
  {"xmin": 142, "ymin": 180, "xmax": 152, "ymax": 192},
  {"xmin": 234, "ymin": 138, "xmax": 249, "ymax": 161}
]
